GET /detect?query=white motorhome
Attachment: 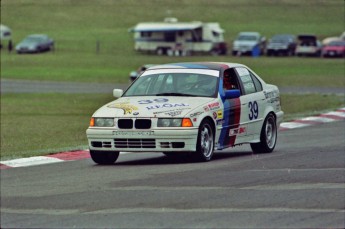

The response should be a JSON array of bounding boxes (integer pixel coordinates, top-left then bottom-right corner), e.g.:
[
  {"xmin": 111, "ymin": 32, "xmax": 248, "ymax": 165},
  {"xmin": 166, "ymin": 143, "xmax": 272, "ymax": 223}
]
[
  {"xmin": 0, "ymin": 24, "xmax": 12, "ymax": 49},
  {"xmin": 130, "ymin": 18, "xmax": 227, "ymax": 56}
]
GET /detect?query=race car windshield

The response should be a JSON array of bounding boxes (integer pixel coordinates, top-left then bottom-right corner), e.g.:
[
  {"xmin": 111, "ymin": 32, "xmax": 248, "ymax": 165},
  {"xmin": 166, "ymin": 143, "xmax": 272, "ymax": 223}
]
[{"xmin": 124, "ymin": 73, "xmax": 218, "ymax": 97}]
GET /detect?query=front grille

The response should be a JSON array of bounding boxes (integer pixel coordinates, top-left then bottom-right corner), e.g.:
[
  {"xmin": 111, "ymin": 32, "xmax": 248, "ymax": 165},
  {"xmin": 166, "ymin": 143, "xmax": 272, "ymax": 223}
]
[
  {"xmin": 91, "ymin": 141, "xmax": 111, "ymax": 148},
  {"xmin": 135, "ymin": 119, "xmax": 151, "ymax": 129},
  {"xmin": 118, "ymin": 119, "xmax": 133, "ymax": 129},
  {"xmin": 117, "ymin": 119, "xmax": 152, "ymax": 129},
  {"xmin": 114, "ymin": 138, "xmax": 156, "ymax": 148},
  {"xmin": 160, "ymin": 142, "xmax": 185, "ymax": 148}
]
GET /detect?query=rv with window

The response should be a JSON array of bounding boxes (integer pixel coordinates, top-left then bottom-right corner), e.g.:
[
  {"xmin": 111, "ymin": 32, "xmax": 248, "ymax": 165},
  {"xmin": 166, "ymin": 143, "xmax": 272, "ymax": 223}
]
[
  {"xmin": 130, "ymin": 18, "xmax": 227, "ymax": 56},
  {"xmin": 0, "ymin": 24, "xmax": 12, "ymax": 49}
]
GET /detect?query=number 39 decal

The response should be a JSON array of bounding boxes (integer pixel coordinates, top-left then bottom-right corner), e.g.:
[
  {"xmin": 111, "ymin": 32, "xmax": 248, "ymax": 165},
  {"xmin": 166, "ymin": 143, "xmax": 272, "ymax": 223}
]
[
  {"xmin": 248, "ymin": 101, "xmax": 259, "ymax": 120},
  {"xmin": 138, "ymin": 98, "xmax": 169, "ymax": 104}
]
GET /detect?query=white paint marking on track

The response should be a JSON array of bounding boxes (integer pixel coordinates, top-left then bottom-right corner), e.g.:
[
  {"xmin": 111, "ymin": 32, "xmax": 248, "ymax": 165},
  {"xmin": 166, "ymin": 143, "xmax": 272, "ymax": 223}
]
[
  {"xmin": 0, "ymin": 156, "xmax": 63, "ymax": 168},
  {"xmin": 279, "ymin": 107, "xmax": 345, "ymax": 130},
  {"xmin": 325, "ymin": 111, "xmax": 345, "ymax": 117},
  {"xmin": 279, "ymin": 122, "xmax": 311, "ymax": 129},
  {"xmin": 299, "ymin": 116, "xmax": 335, "ymax": 123},
  {"xmin": 0, "ymin": 152, "xmax": 131, "ymax": 169}
]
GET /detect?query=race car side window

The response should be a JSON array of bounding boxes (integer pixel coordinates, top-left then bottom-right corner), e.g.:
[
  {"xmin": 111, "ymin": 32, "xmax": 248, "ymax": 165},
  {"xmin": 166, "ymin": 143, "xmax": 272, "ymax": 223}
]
[
  {"xmin": 235, "ymin": 67, "xmax": 256, "ymax": 95},
  {"xmin": 251, "ymin": 72, "xmax": 263, "ymax": 92},
  {"xmin": 223, "ymin": 69, "xmax": 240, "ymax": 91}
]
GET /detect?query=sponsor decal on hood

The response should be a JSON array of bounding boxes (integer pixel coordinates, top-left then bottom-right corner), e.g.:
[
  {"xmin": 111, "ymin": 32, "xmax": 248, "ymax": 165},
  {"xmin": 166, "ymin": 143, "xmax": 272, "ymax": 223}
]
[{"xmin": 93, "ymin": 96, "xmax": 216, "ymax": 118}]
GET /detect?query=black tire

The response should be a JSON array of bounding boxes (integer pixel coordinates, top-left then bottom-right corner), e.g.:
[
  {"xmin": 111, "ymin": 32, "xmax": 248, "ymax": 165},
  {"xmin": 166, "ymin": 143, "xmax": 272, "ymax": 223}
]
[
  {"xmin": 90, "ymin": 150, "xmax": 119, "ymax": 165},
  {"xmin": 193, "ymin": 120, "xmax": 214, "ymax": 162},
  {"xmin": 250, "ymin": 113, "xmax": 277, "ymax": 154}
]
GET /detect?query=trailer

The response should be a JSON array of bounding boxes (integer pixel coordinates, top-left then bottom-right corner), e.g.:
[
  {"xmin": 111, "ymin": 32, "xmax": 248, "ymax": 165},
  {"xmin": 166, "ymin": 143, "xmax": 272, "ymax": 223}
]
[
  {"xmin": 130, "ymin": 18, "xmax": 227, "ymax": 56},
  {"xmin": 0, "ymin": 24, "xmax": 12, "ymax": 49}
]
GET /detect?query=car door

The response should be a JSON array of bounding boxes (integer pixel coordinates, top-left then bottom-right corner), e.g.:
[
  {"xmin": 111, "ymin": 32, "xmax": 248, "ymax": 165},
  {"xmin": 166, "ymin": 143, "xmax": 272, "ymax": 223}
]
[
  {"xmin": 218, "ymin": 68, "xmax": 244, "ymax": 148},
  {"xmin": 234, "ymin": 67, "xmax": 265, "ymax": 139}
]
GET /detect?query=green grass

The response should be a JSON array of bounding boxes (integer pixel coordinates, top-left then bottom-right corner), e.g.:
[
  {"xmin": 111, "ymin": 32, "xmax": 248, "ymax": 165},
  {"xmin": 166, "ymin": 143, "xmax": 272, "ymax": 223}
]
[
  {"xmin": 1, "ymin": 53, "xmax": 344, "ymax": 88},
  {"xmin": 1, "ymin": 0, "xmax": 344, "ymax": 160},
  {"xmin": 0, "ymin": 93, "xmax": 114, "ymax": 160},
  {"xmin": 281, "ymin": 94, "xmax": 345, "ymax": 120}
]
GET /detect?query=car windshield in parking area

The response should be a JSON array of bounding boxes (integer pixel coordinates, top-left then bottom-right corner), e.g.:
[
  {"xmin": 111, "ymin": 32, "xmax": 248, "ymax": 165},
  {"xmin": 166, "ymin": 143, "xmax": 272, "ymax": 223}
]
[
  {"xmin": 237, "ymin": 35, "xmax": 257, "ymax": 41},
  {"xmin": 271, "ymin": 36, "xmax": 291, "ymax": 42},
  {"xmin": 328, "ymin": 41, "xmax": 345, "ymax": 46},
  {"xmin": 23, "ymin": 36, "xmax": 45, "ymax": 43},
  {"xmin": 124, "ymin": 73, "xmax": 218, "ymax": 97}
]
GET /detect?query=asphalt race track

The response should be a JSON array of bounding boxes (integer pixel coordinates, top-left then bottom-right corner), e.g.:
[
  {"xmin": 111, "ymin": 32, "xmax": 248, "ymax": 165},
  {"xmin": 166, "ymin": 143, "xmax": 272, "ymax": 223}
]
[{"xmin": 1, "ymin": 120, "xmax": 344, "ymax": 228}]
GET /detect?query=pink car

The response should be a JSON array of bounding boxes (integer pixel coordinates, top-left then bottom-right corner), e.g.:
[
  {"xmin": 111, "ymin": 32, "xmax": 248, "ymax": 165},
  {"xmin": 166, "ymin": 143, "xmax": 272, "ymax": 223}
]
[{"xmin": 322, "ymin": 40, "xmax": 345, "ymax": 58}]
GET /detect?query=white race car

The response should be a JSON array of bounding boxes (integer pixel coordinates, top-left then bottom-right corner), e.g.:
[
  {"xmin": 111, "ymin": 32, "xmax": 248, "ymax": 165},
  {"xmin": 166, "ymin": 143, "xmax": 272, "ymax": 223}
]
[{"xmin": 86, "ymin": 62, "xmax": 284, "ymax": 164}]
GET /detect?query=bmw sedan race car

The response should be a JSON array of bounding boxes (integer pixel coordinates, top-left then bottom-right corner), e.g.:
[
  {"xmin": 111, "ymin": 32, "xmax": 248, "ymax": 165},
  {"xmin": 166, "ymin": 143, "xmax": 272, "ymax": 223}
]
[{"xmin": 86, "ymin": 62, "xmax": 284, "ymax": 164}]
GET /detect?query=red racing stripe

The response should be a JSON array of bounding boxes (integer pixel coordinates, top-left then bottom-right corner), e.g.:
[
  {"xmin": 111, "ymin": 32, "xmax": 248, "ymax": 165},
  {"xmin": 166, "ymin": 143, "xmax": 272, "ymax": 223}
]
[
  {"xmin": 228, "ymin": 98, "xmax": 241, "ymax": 146},
  {"xmin": 47, "ymin": 150, "xmax": 90, "ymax": 161}
]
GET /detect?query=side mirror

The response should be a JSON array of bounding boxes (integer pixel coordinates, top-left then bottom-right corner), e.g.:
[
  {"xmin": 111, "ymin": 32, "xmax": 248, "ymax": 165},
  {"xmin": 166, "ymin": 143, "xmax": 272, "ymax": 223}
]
[
  {"xmin": 224, "ymin": 89, "xmax": 240, "ymax": 99},
  {"xmin": 113, "ymin": 89, "xmax": 123, "ymax": 98}
]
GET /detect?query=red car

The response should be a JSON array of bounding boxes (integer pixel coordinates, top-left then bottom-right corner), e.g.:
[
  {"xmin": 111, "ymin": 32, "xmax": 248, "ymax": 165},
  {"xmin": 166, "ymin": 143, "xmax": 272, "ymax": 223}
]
[{"xmin": 322, "ymin": 40, "xmax": 345, "ymax": 58}]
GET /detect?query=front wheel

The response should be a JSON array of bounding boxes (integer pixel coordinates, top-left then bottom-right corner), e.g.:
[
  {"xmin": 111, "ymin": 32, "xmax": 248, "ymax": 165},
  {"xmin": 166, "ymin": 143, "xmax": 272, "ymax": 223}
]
[
  {"xmin": 90, "ymin": 150, "xmax": 119, "ymax": 165},
  {"xmin": 250, "ymin": 114, "xmax": 277, "ymax": 154},
  {"xmin": 193, "ymin": 120, "xmax": 214, "ymax": 162}
]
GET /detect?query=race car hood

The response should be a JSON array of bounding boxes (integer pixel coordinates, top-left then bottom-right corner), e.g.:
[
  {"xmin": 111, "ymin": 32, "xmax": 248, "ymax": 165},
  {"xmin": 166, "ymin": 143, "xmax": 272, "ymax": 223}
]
[{"xmin": 92, "ymin": 96, "xmax": 216, "ymax": 118}]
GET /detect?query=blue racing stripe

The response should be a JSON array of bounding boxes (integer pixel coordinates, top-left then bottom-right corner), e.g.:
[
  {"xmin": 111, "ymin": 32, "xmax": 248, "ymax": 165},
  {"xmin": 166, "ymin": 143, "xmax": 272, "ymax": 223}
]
[
  {"xmin": 218, "ymin": 80, "xmax": 241, "ymax": 149},
  {"xmin": 218, "ymin": 98, "xmax": 230, "ymax": 149},
  {"xmin": 170, "ymin": 63, "xmax": 211, "ymax": 69}
]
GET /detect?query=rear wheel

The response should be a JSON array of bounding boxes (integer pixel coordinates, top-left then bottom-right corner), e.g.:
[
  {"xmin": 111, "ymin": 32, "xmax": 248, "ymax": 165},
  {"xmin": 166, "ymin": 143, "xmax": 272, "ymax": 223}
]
[
  {"xmin": 250, "ymin": 113, "xmax": 277, "ymax": 154},
  {"xmin": 193, "ymin": 120, "xmax": 214, "ymax": 162},
  {"xmin": 90, "ymin": 150, "xmax": 119, "ymax": 165}
]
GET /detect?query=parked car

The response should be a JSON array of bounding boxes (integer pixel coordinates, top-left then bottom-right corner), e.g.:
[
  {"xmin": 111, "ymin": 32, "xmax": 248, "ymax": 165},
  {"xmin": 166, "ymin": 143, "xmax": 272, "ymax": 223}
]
[
  {"xmin": 322, "ymin": 31, "xmax": 345, "ymax": 45},
  {"xmin": 266, "ymin": 34, "xmax": 296, "ymax": 56},
  {"xmin": 15, "ymin": 34, "xmax": 54, "ymax": 54},
  {"xmin": 341, "ymin": 31, "xmax": 345, "ymax": 40},
  {"xmin": 295, "ymin": 34, "xmax": 321, "ymax": 57},
  {"xmin": 129, "ymin": 64, "xmax": 155, "ymax": 82},
  {"xmin": 86, "ymin": 62, "xmax": 284, "ymax": 164},
  {"xmin": 232, "ymin": 32, "xmax": 266, "ymax": 56},
  {"xmin": 322, "ymin": 37, "xmax": 341, "ymax": 46},
  {"xmin": 321, "ymin": 40, "xmax": 345, "ymax": 57}
]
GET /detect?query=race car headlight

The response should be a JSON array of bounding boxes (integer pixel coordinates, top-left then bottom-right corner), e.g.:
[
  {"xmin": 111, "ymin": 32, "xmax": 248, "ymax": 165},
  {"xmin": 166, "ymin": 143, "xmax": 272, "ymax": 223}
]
[
  {"xmin": 158, "ymin": 118, "xmax": 193, "ymax": 127},
  {"xmin": 90, "ymin": 117, "xmax": 114, "ymax": 127}
]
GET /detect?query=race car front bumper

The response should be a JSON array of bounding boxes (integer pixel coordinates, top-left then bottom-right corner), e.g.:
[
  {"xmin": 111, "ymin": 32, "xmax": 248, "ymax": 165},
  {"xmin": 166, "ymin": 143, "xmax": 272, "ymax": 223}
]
[{"xmin": 86, "ymin": 128, "xmax": 199, "ymax": 152}]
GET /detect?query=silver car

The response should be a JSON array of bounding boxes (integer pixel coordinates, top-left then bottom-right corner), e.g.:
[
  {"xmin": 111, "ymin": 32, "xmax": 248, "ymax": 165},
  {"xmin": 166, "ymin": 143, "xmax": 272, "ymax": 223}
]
[
  {"xmin": 16, "ymin": 34, "xmax": 54, "ymax": 54},
  {"xmin": 232, "ymin": 32, "xmax": 266, "ymax": 56},
  {"xmin": 295, "ymin": 34, "xmax": 322, "ymax": 57}
]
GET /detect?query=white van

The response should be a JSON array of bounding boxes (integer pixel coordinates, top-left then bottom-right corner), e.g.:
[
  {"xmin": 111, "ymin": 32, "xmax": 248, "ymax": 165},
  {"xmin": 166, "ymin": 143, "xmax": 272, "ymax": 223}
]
[
  {"xmin": 130, "ymin": 18, "xmax": 227, "ymax": 56},
  {"xmin": 0, "ymin": 24, "xmax": 11, "ymax": 40},
  {"xmin": 0, "ymin": 24, "xmax": 12, "ymax": 49}
]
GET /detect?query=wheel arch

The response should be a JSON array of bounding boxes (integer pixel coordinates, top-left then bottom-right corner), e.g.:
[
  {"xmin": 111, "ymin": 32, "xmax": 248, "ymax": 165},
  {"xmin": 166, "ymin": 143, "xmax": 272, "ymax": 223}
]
[
  {"xmin": 200, "ymin": 116, "xmax": 216, "ymax": 139},
  {"xmin": 262, "ymin": 105, "xmax": 276, "ymax": 122}
]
